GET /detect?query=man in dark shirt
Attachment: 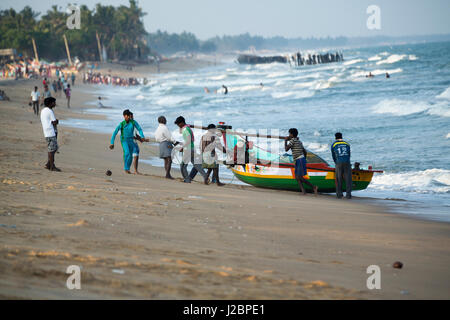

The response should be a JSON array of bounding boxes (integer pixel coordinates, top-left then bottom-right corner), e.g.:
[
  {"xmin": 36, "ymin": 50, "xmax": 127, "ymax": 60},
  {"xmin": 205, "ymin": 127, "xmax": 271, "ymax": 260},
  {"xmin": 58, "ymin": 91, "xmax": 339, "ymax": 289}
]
[{"xmin": 331, "ymin": 132, "xmax": 352, "ymax": 199}]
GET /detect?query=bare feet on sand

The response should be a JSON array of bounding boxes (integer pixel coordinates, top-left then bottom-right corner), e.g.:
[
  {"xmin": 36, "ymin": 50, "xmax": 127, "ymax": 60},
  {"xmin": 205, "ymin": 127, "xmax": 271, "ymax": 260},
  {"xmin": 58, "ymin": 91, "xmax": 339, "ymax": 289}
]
[{"xmin": 125, "ymin": 170, "xmax": 131, "ymax": 174}]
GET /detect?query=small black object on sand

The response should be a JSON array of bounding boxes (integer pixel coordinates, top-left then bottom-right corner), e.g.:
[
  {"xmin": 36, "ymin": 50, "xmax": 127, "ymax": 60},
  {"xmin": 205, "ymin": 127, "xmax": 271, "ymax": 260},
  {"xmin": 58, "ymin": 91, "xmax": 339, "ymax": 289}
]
[
  {"xmin": 106, "ymin": 170, "xmax": 112, "ymax": 176},
  {"xmin": 393, "ymin": 261, "xmax": 403, "ymax": 269}
]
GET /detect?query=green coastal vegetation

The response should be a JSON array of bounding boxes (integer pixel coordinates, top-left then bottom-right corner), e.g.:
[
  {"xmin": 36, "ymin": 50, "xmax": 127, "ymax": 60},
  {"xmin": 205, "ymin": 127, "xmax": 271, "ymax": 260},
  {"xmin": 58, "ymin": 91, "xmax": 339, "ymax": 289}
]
[{"xmin": 0, "ymin": 1, "xmax": 148, "ymax": 61}]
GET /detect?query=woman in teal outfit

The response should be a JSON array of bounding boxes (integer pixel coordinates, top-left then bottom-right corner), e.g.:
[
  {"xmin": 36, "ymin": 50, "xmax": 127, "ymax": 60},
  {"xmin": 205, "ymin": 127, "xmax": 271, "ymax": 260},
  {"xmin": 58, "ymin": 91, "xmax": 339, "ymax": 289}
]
[{"xmin": 109, "ymin": 109, "xmax": 147, "ymax": 174}]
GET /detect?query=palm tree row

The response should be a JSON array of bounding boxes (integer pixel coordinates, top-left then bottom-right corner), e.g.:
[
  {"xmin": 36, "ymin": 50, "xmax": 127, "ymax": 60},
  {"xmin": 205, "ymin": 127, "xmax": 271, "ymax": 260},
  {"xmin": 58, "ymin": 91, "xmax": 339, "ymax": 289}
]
[{"xmin": 0, "ymin": 0, "xmax": 149, "ymax": 62}]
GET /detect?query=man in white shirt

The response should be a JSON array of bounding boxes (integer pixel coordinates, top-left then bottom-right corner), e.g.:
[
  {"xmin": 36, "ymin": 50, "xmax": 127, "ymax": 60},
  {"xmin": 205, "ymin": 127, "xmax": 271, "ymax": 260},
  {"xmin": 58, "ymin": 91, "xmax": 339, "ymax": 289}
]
[
  {"xmin": 155, "ymin": 116, "xmax": 178, "ymax": 179},
  {"xmin": 30, "ymin": 86, "xmax": 40, "ymax": 116},
  {"xmin": 40, "ymin": 97, "xmax": 61, "ymax": 172}
]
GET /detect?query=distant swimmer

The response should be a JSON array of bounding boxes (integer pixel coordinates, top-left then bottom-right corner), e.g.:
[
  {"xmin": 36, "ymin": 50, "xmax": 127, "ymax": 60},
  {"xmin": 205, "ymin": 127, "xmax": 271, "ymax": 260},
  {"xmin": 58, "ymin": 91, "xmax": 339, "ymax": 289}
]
[
  {"xmin": 97, "ymin": 96, "xmax": 104, "ymax": 108},
  {"xmin": 386, "ymin": 72, "xmax": 390, "ymax": 79},
  {"xmin": 366, "ymin": 72, "xmax": 374, "ymax": 78},
  {"xmin": 97, "ymin": 96, "xmax": 112, "ymax": 108},
  {"xmin": 260, "ymin": 82, "xmax": 264, "ymax": 88},
  {"xmin": 222, "ymin": 85, "xmax": 228, "ymax": 95},
  {"xmin": 204, "ymin": 87, "xmax": 211, "ymax": 94}
]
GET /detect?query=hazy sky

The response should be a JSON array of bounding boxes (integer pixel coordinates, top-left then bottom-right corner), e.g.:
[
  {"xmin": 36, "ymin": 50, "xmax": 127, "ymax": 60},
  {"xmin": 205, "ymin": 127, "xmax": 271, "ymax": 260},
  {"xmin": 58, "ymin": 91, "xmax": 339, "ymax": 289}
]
[{"xmin": 2, "ymin": 0, "xmax": 450, "ymax": 39}]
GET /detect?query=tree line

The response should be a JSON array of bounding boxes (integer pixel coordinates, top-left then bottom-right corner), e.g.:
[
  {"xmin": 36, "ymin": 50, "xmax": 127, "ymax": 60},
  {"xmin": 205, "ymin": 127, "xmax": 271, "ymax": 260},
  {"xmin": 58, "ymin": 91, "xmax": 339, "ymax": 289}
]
[
  {"xmin": 148, "ymin": 32, "xmax": 349, "ymax": 54},
  {"xmin": 0, "ymin": 0, "xmax": 149, "ymax": 62}
]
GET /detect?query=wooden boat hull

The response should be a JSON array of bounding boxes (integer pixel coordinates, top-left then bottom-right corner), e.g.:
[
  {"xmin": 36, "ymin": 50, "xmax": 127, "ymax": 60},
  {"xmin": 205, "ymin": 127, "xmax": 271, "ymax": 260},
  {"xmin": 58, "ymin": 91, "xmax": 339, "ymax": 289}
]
[{"xmin": 231, "ymin": 163, "xmax": 374, "ymax": 193}]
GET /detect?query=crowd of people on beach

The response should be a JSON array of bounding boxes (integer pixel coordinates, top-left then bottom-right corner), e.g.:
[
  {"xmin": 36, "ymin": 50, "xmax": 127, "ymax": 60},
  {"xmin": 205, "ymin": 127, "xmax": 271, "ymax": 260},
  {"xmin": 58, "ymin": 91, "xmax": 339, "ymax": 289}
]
[
  {"xmin": 82, "ymin": 71, "xmax": 147, "ymax": 87},
  {"xmin": 29, "ymin": 76, "xmax": 73, "ymax": 114},
  {"xmin": 1, "ymin": 57, "xmax": 79, "ymax": 81}
]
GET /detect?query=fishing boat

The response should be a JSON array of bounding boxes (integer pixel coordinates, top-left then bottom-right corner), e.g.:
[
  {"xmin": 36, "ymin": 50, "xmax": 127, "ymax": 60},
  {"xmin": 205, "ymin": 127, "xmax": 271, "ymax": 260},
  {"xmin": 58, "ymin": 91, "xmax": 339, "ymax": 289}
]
[
  {"xmin": 189, "ymin": 123, "xmax": 383, "ymax": 193},
  {"xmin": 230, "ymin": 154, "xmax": 381, "ymax": 193}
]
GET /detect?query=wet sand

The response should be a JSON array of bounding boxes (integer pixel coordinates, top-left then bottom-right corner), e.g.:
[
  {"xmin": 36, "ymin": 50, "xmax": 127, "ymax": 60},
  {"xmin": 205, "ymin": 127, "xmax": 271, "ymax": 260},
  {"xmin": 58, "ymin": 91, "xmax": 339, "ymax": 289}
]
[{"xmin": 0, "ymin": 65, "xmax": 449, "ymax": 299}]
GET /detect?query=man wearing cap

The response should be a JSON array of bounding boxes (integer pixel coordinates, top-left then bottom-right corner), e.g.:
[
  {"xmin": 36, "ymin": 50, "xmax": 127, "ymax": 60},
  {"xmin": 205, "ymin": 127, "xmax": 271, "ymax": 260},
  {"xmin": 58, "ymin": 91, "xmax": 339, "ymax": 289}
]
[{"xmin": 331, "ymin": 132, "xmax": 352, "ymax": 199}]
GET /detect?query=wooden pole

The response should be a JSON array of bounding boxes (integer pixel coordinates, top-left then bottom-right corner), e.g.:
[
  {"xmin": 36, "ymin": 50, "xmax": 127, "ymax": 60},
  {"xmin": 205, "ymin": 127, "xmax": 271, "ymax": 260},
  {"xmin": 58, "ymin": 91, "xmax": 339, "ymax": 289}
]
[
  {"xmin": 96, "ymin": 31, "xmax": 103, "ymax": 62},
  {"xmin": 63, "ymin": 34, "xmax": 72, "ymax": 66},
  {"xmin": 188, "ymin": 124, "xmax": 288, "ymax": 140},
  {"xmin": 31, "ymin": 38, "xmax": 39, "ymax": 62}
]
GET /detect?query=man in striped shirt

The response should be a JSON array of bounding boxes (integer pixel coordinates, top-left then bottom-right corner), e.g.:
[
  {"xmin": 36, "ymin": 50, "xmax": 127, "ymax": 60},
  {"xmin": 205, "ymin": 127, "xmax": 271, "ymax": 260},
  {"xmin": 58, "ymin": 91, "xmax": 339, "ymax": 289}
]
[{"xmin": 285, "ymin": 128, "xmax": 318, "ymax": 195}]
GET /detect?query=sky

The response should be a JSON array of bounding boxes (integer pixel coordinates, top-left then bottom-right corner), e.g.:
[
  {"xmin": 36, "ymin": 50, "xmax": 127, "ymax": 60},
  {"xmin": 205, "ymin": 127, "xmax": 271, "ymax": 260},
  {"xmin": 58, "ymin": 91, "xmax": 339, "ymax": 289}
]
[{"xmin": 2, "ymin": 0, "xmax": 450, "ymax": 39}]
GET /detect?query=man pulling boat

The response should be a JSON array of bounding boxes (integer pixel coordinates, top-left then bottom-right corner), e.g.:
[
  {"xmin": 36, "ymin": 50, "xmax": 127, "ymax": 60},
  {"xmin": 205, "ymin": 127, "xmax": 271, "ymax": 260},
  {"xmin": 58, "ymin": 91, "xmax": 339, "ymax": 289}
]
[{"xmin": 285, "ymin": 128, "xmax": 318, "ymax": 196}]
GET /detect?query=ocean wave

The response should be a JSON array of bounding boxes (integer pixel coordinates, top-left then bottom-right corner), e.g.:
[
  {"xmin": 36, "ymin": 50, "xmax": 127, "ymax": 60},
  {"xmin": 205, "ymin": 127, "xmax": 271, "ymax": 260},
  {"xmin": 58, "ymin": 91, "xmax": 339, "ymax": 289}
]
[
  {"xmin": 370, "ymin": 169, "xmax": 450, "ymax": 194},
  {"xmin": 229, "ymin": 85, "xmax": 262, "ymax": 93},
  {"xmin": 293, "ymin": 80, "xmax": 317, "ymax": 89},
  {"xmin": 209, "ymin": 74, "xmax": 227, "ymax": 81},
  {"xmin": 437, "ymin": 87, "xmax": 450, "ymax": 100},
  {"xmin": 233, "ymin": 70, "xmax": 261, "ymax": 76},
  {"xmin": 447, "ymin": 133, "xmax": 450, "ymax": 139},
  {"xmin": 372, "ymin": 99, "xmax": 450, "ymax": 117},
  {"xmin": 376, "ymin": 54, "xmax": 407, "ymax": 65},
  {"xmin": 267, "ymin": 71, "xmax": 289, "ymax": 78},
  {"xmin": 271, "ymin": 90, "xmax": 314, "ymax": 99},
  {"xmin": 154, "ymin": 95, "xmax": 192, "ymax": 107},
  {"xmin": 343, "ymin": 59, "xmax": 363, "ymax": 66},
  {"xmin": 256, "ymin": 63, "xmax": 279, "ymax": 70},
  {"xmin": 371, "ymin": 99, "xmax": 429, "ymax": 116},
  {"xmin": 368, "ymin": 55, "xmax": 382, "ymax": 61},
  {"xmin": 426, "ymin": 105, "xmax": 450, "ymax": 118},
  {"xmin": 304, "ymin": 142, "xmax": 328, "ymax": 153},
  {"xmin": 313, "ymin": 76, "xmax": 341, "ymax": 90}
]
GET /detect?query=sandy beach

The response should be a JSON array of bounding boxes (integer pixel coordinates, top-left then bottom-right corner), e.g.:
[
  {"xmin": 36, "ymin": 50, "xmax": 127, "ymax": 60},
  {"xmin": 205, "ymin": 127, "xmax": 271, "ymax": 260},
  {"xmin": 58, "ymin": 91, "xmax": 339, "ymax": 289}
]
[{"xmin": 0, "ymin": 61, "xmax": 449, "ymax": 300}]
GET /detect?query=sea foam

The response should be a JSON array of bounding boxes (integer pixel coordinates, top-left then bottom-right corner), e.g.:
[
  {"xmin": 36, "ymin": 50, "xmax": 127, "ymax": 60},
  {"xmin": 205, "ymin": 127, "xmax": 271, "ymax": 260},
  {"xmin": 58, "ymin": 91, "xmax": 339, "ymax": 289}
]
[
  {"xmin": 304, "ymin": 142, "xmax": 328, "ymax": 153},
  {"xmin": 372, "ymin": 99, "xmax": 450, "ymax": 118},
  {"xmin": 343, "ymin": 59, "xmax": 363, "ymax": 66},
  {"xmin": 370, "ymin": 169, "xmax": 450, "ymax": 194},
  {"xmin": 437, "ymin": 87, "xmax": 450, "ymax": 100},
  {"xmin": 271, "ymin": 90, "xmax": 314, "ymax": 99},
  {"xmin": 376, "ymin": 54, "xmax": 408, "ymax": 65},
  {"xmin": 368, "ymin": 55, "xmax": 382, "ymax": 61}
]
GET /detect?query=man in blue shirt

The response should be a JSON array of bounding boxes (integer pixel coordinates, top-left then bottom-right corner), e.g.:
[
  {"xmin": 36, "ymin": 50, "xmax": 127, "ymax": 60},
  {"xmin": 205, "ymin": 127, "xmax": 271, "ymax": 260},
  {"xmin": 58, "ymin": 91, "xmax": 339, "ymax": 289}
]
[
  {"xmin": 331, "ymin": 132, "xmax": 352, "ymax": 199},
  {"xmin": 110, "ymin": 109, "xmax": 146, "ymax": 174}
]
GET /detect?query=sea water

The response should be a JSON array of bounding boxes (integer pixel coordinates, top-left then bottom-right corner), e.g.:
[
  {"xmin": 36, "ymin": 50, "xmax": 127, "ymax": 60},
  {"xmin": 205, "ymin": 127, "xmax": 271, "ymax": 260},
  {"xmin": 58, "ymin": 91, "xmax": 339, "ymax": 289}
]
[{"xmin": 62, "ymin": 41, "xmax": 450, "ymax": 222}]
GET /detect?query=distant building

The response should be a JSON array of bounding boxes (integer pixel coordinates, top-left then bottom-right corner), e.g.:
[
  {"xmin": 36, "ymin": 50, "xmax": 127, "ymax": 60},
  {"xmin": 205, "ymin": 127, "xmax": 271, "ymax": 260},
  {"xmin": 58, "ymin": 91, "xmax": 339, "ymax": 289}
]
[{"xmin": 0, "ymin": 48, "xmax": 17, "ymax": 63}]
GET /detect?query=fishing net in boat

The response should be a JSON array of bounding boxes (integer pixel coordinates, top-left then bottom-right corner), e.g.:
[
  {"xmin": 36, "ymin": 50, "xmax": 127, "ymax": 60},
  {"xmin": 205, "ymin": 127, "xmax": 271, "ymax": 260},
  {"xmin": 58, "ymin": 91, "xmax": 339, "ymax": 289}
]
[{"xmin": 225, "ymin": 132, "xmax": 330, "ymax": 166}]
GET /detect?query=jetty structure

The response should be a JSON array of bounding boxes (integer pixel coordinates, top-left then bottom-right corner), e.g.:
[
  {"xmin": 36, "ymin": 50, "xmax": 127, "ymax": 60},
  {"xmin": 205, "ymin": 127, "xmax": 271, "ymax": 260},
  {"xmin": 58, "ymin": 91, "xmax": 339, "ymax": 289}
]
[{"xmin": 237, "ymin": 51, "xmax": 344, "ymax": 66}]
